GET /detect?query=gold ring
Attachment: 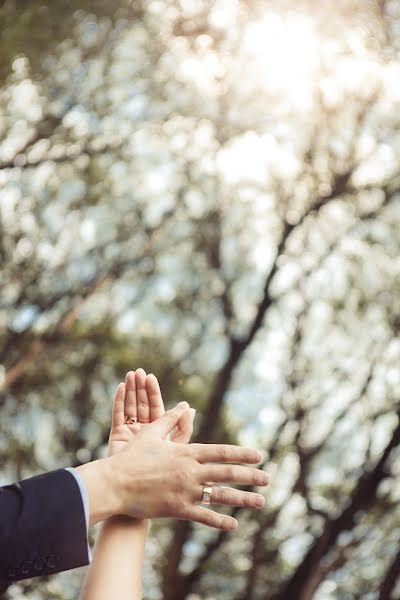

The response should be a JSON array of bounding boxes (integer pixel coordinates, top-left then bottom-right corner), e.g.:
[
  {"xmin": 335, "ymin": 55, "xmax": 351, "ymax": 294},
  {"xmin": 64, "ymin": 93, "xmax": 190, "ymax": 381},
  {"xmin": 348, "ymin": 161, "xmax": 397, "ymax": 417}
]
[
  {"xmin": 201, "ymin": 484, "xmax": 213, "ymax": 505},
  {"xmin": 124, "ymin": 415, "xmax": 137, "ymax": 424}
]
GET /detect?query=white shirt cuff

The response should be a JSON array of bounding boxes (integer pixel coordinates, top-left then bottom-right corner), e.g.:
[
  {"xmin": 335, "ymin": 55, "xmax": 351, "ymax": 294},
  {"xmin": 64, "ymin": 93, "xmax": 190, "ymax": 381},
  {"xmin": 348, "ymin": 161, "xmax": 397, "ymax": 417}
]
[{"xmin": 65, "ymin": 467, "xmax": 92, "ymax": 562}]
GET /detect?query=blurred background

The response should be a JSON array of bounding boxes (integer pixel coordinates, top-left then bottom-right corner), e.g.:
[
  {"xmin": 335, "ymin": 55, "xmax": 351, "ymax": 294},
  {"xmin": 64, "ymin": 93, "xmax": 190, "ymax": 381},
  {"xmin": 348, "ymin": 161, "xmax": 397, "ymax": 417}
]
[{"xmin": 1, "ymin": 0, "xmax": 400, "ymax": 598}]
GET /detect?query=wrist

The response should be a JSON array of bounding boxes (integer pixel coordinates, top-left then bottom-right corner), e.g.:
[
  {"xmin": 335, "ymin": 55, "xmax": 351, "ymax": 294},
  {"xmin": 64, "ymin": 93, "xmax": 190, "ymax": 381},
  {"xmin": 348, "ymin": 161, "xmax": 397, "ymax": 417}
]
[
  {"xmin": 104, "ymin": 515, "xmax": 150, "ymax": 532},
  {"xmin": 75, "ymin": 457, "xmax": 120, "ymax": 526}
]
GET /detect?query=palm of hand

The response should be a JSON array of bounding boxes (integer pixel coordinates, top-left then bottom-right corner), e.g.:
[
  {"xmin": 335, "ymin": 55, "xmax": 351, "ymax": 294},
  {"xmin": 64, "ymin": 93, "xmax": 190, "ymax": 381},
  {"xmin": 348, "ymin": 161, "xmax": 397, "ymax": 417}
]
[
  {"xmin": 108, "ymin": 421, "xmax": 144, "ymax": 456},
  {"xmin": 108, "ymin": 369, "xmax": 165, "ymax": 457}
]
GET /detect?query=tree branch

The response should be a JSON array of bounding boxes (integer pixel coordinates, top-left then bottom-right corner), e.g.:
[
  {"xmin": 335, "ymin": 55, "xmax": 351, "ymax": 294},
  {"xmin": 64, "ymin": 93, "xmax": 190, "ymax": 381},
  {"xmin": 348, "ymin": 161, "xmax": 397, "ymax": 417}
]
[
  {"xmin": 378, "ymin": 549, "xmax": 400, "ymax": 600},
  {"xmin": 0, "ymin": 199, "xmax": 181, "ymax": 396},
  {"xmin": 273, "ymin": 410, "xmax": 400, "ymax": 600}
]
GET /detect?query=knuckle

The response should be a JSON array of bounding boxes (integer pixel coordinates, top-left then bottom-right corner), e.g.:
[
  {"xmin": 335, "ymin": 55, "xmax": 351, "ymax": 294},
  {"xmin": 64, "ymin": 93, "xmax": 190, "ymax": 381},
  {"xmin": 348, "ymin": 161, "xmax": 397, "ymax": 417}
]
[
  {"xmin": 217, "ymin": 445, "xmax": 228, "ymax": 460},
  {"xmin": 182, "ymin": 453, "xmax": 196, "ymax": 471},
  {"xmin": 244, "ymin": 450, "xmax": 257, "ymax": 464},
  {"xmin": 178, "ymin": 444, "xmax": 189, "ymax": 458},
  {"xmin": 221, "ymin": 516, "xmax": 231, "ymax": 530},
  {"xmin": 252, "ymin": 470, "xmax": 260, "ymax": 485},
  {"xmin": 164, "ymin": 412, "xmax": 176, "ymax": 426},
  {"xmin": 216, "ymin": 487, "xmax": 228, "ymax": 504},
  {"xmin": 225, "ymin": 465, "xmax": 235, "ymax": 481},
  {"xmin": 188, "ymin": 462, "xmax": 201, "ymax": 482},
  {"xmin": 175, "ymin": 499, "xmax": 187, "ymax": 517},
  {"xmin": 165, "ymin": 493, "xmax": 186, "ymax": 516},
  {"xmin": 175, "ymin": 469, "xmax": 189, "ymax": 490},
  {"xmin": 185, "ymin": 444, "xmax": 196, "ymax": 458},
  {"xmin": 243, "ymin": 492, "xmax": 254, "ymax": 508},
  {"xmin": 163, "ymin": 494, "xmax": 176, "ymax": 514},
  {"xmin": 182, "ymin": 446, "xmax": 194, "ymax": 461},
  {"xmin": 203, "ymin": 511, "xmax": 215, "ymax": 527},
  {"xmin": 138, "ymin": 415, "xmax": 150, "ymax": 423}
]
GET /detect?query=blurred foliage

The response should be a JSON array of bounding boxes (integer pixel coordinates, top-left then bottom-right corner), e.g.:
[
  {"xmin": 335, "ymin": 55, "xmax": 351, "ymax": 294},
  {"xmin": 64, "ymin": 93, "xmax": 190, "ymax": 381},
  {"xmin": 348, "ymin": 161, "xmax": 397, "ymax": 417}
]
[{"xmin": 1, "ymin": 0, "xmax": 400, "ymax": 599}]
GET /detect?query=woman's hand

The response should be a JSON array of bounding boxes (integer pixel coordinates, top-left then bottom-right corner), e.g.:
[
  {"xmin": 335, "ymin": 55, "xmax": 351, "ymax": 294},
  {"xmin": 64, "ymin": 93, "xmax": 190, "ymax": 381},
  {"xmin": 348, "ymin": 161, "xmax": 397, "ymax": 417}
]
[
  {"xmin": 79, "ymin": 368, "xmax": 186, "ymax": 600},
  {"xmin": 108, "ymin": 369, "xmax": 195, "ymax": 457}
]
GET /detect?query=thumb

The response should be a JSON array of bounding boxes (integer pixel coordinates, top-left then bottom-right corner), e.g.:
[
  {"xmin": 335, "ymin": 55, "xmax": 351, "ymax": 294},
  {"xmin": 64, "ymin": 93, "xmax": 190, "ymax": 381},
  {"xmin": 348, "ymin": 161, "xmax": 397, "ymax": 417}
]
[
  {"xmin": 148, "ymin": 401, "xmax": 190, "ymax": 437},
  {"xmin": 172, "ymin": 408, "xmax": 196, "ymax": 444}
]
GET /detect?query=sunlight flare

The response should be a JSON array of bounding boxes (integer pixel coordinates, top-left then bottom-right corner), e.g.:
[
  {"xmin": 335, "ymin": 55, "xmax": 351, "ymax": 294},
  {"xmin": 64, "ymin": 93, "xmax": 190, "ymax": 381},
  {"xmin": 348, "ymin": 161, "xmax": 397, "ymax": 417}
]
[{"xmin": 243, "ymin": 13, "xmax": 319, "ymax": 107}]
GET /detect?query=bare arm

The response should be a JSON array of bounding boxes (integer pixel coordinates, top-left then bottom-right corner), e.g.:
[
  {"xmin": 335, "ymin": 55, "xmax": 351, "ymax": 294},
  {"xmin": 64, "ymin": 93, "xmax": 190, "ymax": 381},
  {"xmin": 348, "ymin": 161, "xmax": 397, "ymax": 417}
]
[
  {"xmin": 79, "ymin": 370, "xmax": 195, "ymax": 600},
  {"xmin": 76, "ymin": 373, "xmax": 267, "ymax": 600},
  {"xmin": 79, "ymin": 516, "xmax": 149, "ymax": 600}
]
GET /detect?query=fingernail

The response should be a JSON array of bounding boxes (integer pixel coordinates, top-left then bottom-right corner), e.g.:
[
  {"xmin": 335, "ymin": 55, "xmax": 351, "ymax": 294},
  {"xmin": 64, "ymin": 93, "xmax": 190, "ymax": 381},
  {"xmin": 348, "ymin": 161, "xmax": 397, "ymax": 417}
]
[
  {"xmin": 177, "ymin": 401, "xmax": 189, "ymax": 410},
  {"xmin": 257, "ymin": 450, "xmax": 265, "ymax": 462},
  {"xmin": 190, "ymin": 408, "xmax": 196, "ymax": 418},
  {"xmin": 255, "ymin": 495, "xmax": 265, "ymax": 508}
]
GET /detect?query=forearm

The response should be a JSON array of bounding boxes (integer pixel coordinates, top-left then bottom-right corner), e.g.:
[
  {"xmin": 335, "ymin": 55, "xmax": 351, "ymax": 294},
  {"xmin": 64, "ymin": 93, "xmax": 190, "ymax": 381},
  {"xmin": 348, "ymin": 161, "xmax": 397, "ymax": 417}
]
[{"xmin": 79, "ymin": 517, "xmax": 149, "ymax": 600}]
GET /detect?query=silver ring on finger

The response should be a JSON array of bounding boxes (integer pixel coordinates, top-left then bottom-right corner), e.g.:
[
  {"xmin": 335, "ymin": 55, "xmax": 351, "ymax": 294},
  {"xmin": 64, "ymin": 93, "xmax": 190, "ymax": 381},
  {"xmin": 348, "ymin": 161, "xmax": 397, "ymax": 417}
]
[{"xmin": 201, "ymin": 483, "xmax": 213, "ymax": 505}]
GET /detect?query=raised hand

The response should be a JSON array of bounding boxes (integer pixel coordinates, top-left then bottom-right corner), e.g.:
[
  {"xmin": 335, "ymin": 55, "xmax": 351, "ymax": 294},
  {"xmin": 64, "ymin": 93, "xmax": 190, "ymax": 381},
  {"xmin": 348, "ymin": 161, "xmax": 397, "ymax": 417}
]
[
  {"xmin": 77, "ymin": 375, "xmax": 269, "ymax": 531},
  {"xmin": 104, "ymin": 403, "xmax": 268, "ymax": 530},
  {"xmin": 108, "ymin": 369, "xmax": 195, "ymax": 457}
]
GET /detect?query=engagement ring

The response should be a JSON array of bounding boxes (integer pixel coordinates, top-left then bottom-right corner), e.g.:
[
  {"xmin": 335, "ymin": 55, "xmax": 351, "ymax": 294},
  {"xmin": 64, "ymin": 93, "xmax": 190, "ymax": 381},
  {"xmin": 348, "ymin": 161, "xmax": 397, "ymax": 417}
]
[{"xmin": 124, "ymin": 415, "xmax": 137, "ymax": 424}]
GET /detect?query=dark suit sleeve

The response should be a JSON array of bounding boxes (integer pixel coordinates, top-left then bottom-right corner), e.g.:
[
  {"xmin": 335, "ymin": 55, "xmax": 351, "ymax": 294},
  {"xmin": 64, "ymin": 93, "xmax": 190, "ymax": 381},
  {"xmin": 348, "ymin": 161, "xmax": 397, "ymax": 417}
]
[{"xmin": 0, "ymin": 468, "xmax": 90, "ymax": 582}]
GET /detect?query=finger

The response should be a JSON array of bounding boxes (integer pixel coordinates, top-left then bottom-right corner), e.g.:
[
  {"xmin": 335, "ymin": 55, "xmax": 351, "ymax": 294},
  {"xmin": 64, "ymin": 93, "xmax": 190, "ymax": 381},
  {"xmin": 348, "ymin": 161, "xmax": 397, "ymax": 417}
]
[
  {"xmin": 199, "ymin": 464, "xmax": 269, "ymax": 487},
  {"xmin": 183, "ymin": 505, "xmax": 238, "ymax": 531},
  {"xmin": 146, "ymin": 374, "xmax": 165, "ymax": 421},
  {"xmin": 111, "ymin": 383, "xmax": 126, "ymax": 428},
  {"xmin": 190, "ymin": 444, "xmax": 263, "ymax": 465},
  {"xmin": 136, "ymin": 368, "xmax": 150, "ymax": 424},
  {"xmin": 172, "ymin": 408, "xmax": 195, "ymax": 444},
  {"xmin": 148, "ymin": 402, "xmax": 190, "ymax": 437},
  {"xmin": 125, "ymin": 371, "xmax": 137, "ymax": 423},
  {"xmin": 197, "ymin": 484, "xmax": 265, "ymax": 509}
]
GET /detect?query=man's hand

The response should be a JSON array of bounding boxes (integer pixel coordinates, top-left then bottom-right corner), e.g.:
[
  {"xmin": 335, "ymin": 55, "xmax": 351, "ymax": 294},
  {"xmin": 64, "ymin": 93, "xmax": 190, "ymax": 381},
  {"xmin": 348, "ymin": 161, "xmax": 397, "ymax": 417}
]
[
  {"xmin": 77, "ymin": 381, "xmax": 268, "ymax": 531},
  {"xmin": 105, "ymin": 402, "xmax": 268, "ymax": 530}
]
